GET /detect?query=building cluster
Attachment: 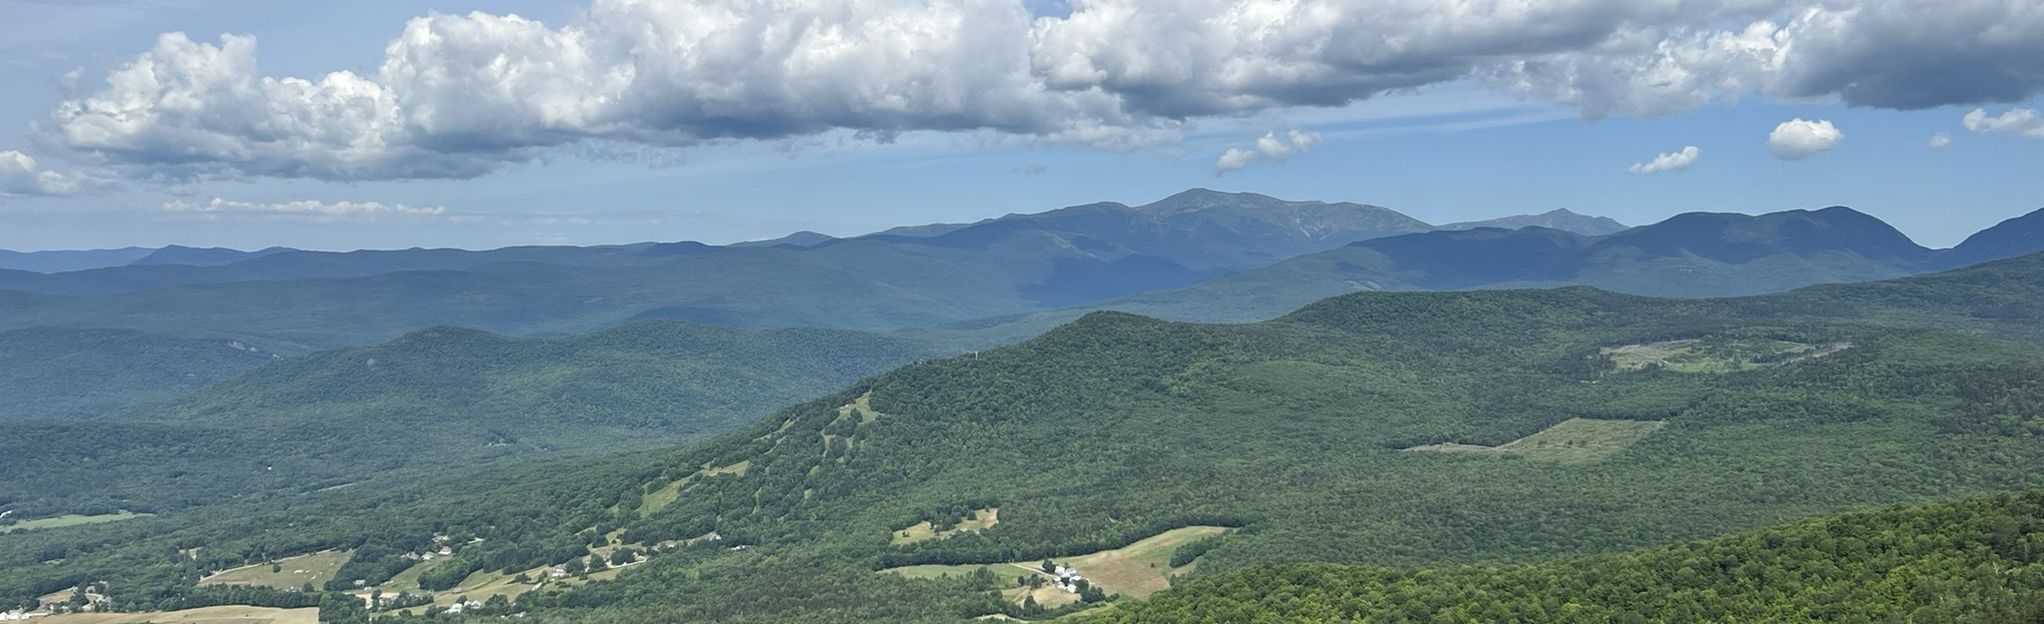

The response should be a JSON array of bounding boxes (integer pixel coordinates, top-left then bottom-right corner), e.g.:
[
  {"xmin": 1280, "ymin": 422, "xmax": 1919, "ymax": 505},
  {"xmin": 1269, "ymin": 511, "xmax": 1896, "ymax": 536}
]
[{"xmin": 1050, "ymin": 565, "xmax": 1086, "ymax": 594}]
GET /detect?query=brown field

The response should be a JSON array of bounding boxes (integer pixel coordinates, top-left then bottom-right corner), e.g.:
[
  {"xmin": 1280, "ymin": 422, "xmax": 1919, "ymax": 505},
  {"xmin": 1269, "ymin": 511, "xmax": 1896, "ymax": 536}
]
[
  {"xmin": 881, "ymin": 525, "xmax": 1233, "ymax": 601},
  {"xmin": 199, "ymin": 550, "xmax": 352, "ymax": 589},
  {"xmin": 35, "ymin": 606, "xmax": 317, "ymax": 624}
]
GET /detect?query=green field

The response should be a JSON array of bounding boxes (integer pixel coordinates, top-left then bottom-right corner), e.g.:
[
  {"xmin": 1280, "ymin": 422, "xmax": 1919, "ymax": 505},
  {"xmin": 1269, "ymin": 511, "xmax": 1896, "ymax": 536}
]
[
  {"xmin": 884, "ymin": 525, "xmax": 1231, "ymax": 601},
  {"xmin": 199, "ymin": 549, "xmax": 352, "ymax": 589},
  {"xmin": 1603, "ymin": 338, "xmax": 1849, "ymax": 373},
  {"xmin": 1, "ymin": 511, "xmax": 150, "ymax": 533},
  {"xmin": 892, "ymin": 507, "xmax": 1001, "ymax": 545},
  {"xmin": 1406, "ymin": 418, "xmax": 1666, "ymax": 462}
]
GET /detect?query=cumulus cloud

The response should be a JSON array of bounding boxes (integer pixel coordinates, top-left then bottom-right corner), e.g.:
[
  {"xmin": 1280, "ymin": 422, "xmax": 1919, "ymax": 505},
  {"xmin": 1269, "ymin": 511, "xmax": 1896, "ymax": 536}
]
[
  {"xmin": 39, "ymin": 0, "xmax": 2044, "ymax": 181},
  {"xmin": 1214, "ymin": 129, "xmax": 1321, "ymax": 175},
  {"xmin": 1928, "ymin": 132, "xmax": 1952, "ymax": 150},
  {"xmin": 0, "ymin": 151, "xmax": 87, "ymax": 197},
  {"xmin": 1768, "ymin": 118, "xmax": 1843, "ymax": 160},
  {"xmin": 160, "ymin": 197, "xmax": 447, "ymax": 221},
  {"xmin": 1964, "ymin": 108, "xmax": 2044, "ymax": 139},
  {"xmin": 1627, "ymin": 145, "xmax": 1700, "ymax": 174}
]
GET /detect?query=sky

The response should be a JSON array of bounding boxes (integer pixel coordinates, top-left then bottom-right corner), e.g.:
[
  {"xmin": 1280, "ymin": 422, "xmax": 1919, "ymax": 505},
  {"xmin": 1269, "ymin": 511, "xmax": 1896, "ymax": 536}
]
[{"xmin": 0, "ymin": 0, "xmax": 2039, "ymax": 251}]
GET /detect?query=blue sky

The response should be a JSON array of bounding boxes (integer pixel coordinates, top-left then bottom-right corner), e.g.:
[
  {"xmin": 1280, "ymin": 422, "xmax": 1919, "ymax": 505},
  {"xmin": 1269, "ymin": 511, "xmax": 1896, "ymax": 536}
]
[{"xmin": 0, "ymin": 0, "xmax": 2039, "ymax": 251}]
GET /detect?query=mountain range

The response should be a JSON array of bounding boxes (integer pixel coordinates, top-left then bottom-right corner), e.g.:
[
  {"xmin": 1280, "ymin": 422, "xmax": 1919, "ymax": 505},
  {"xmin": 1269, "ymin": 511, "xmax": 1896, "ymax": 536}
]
[{"xmin": 1, "ymin": 192, "xmax": 2038, "ymax": 358}]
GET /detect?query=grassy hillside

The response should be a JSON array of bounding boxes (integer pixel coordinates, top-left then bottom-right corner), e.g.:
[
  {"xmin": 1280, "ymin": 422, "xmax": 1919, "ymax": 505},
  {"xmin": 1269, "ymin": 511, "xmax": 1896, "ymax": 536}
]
[
  {"xmin": 0, "ymin": 321, "xmax": 934, "ymax": 518},
  {"xmin": 1090, "ymin": 492, "xmax": 2044, "ymax": 623}
]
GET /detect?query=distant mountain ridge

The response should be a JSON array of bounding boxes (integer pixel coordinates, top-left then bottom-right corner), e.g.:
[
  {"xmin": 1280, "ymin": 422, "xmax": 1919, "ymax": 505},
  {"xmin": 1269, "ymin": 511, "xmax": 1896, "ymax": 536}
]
[
  {"xmin": 1438, "ymin": 207, "xmax": 1629, "ymax": 236},
  {"xmin": 127, "ymin": 245, "xmax": 297, "ymax": 267},
  {"xmin": 0, "ymin": 192, "xmax": 2037, "ymax": 358},
  {"xmin": 949, "ymin": 205, "xmax": 2044, "ymax": 339},
  {"xmin": 0, "ymin": 247, "xmax": 155, "ymax": 273}
]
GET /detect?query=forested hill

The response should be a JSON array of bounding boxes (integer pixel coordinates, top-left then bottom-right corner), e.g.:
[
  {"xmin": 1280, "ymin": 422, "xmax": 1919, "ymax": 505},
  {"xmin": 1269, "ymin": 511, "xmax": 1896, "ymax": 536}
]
[
  {"xmin": 0, "ymin": 321, "xmax": 936, "ymax": 518},
  {"xmin": 1089, "ymin": 492, "xmax": 2044, "ymax": 623},
  {"xmin": 494, "ymin": 253, "xmax": 2044, "ymax": 620}
]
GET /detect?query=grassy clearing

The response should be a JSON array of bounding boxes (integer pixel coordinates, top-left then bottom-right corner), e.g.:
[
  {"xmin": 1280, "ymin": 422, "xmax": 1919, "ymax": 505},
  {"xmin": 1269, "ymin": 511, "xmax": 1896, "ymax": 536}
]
[
  {"xmin": 35, "ymin": 605, "xmax": 317, "ymax": 624},
  {"xmin": 891, "ymin": 507, "xmax": 1001, "ymax": 545},
  {"xmin": 1407, "ymin": 418, "xmax": 1666, "ymax": 462},
  {"xmin": 375, "ymin": 560, "xmax": 431, "ymax": 593},
  {"xmin": 704, "ymin": 460, "xmax": 750, "ymax": 477},
  {"xmin": 1058, "ymin": 526, "xmax": 1230, "ymax": 598},
  {"xmin": 881, "ymin": 525, "xmax": 1233, "ymax": 602},
  {"xmin": 638, "ymin": 476, "xmax": 692, "ymax": 517},
  {"xmin": 432, "ymin": 566, "xmax": 543, "ymax": 607},
  {"xmin": 839, "ymin": 391, "xmax": 883, "ymax": 423},
  {"xmin": 636, "ymin": 454, "xmax": 755, "ymax": 517},
  {"xmin": 2, "ymin": 511, "xmax": 150, "ymax": 533},
  {"xmin": 199, "ymin": 550, "xmax": 351, "ymax": 589},
  {"xmin": 1603, "ymin": 338, "xmax": 1848, "ymax": 373}
]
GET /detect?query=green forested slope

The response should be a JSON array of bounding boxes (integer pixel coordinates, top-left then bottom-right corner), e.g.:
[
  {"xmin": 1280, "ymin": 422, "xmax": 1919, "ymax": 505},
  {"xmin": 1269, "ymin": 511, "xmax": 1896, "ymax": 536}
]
[
  {"xmin": 462, "ymin": 256, "xmax": 2044, "ymax": 621},
  {"xmin": 0, "ymin": 321, "xmax": 934, "ymax": 518},
  {"xmin": 0, "ymin": 327, "xmax": 276, "ymax": 421},
  {"xmin": 1090, "ymin": 492, "xmax": 2044, "ymax": 623}
]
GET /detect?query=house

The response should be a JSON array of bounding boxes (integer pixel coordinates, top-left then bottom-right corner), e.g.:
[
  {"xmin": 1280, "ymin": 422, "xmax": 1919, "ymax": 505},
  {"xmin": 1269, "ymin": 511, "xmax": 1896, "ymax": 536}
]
[{"xmin": 446, "ymin": 599, "xmax": 482, "ymax": 614}]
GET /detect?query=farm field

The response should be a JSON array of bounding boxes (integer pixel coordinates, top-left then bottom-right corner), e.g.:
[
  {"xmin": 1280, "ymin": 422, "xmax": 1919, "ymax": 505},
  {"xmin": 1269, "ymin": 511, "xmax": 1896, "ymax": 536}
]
[
  {"xmin": 1, "ymin": 511, "xmax": 150, "ymax": 533},
  {"xmin": 892, "ymin": 507, "xmax": 1001, "ymax": 545},
  {"xmin": 362, "ymin": 563, "xmax": 547, "ymax": 608},
  {"xmin": 199, "ymin": 550, "xmax": 351, "ymax": 589},
  {"xmin": 1406, "ymin": 418, "xmax": 1666, "ymax": 462},
  {"xmin": 1602, "ymin": 338, "xmax": 1849, "ymax": 373},
  {"xmin": 34, "ymin": 605, "xmax": 317, "ymax": 624},
  {"xmin": 883, "ymin": 525, "xmax": 1232, "ymax": 602}
]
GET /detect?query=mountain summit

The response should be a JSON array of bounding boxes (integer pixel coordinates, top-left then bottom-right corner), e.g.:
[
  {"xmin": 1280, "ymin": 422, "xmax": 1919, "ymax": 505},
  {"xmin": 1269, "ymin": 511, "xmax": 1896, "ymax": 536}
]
[{"xmin": 1439, "ymin": 208, "xmax": 1630, "ymax": 236}]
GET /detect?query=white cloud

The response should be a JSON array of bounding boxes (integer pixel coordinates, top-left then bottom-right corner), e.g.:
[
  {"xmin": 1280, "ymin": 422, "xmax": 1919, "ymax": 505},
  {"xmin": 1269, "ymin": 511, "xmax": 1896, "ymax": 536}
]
[
  {"xmin": 39, "ymin": 0, "xmax": 2044, "ymax": 181},
  {"xmin": 1626, "ymin": 145, "xmax": 1700, "ymax": 174},
  {"xmin": 1768, "ymin": 118, "xmax": 1842, "ymax": 160},
  {"xmin": 1213, "ymin": 129, "xmax": 1321, "ymax": 176},
  {"xmin": 0, "ymin": 151, "xmax": 87, "ymax": 197},
  {"xmin": 1963, "ymin": 108, "xmax": 2044, "ymax": 139},
  {"xmin": 1927, "ymin": 132, "xmax": 1952, "ymax": 150},
  {"xmin": 160, "ymin": 197, "xmax": 446, "ymax": 222}
]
